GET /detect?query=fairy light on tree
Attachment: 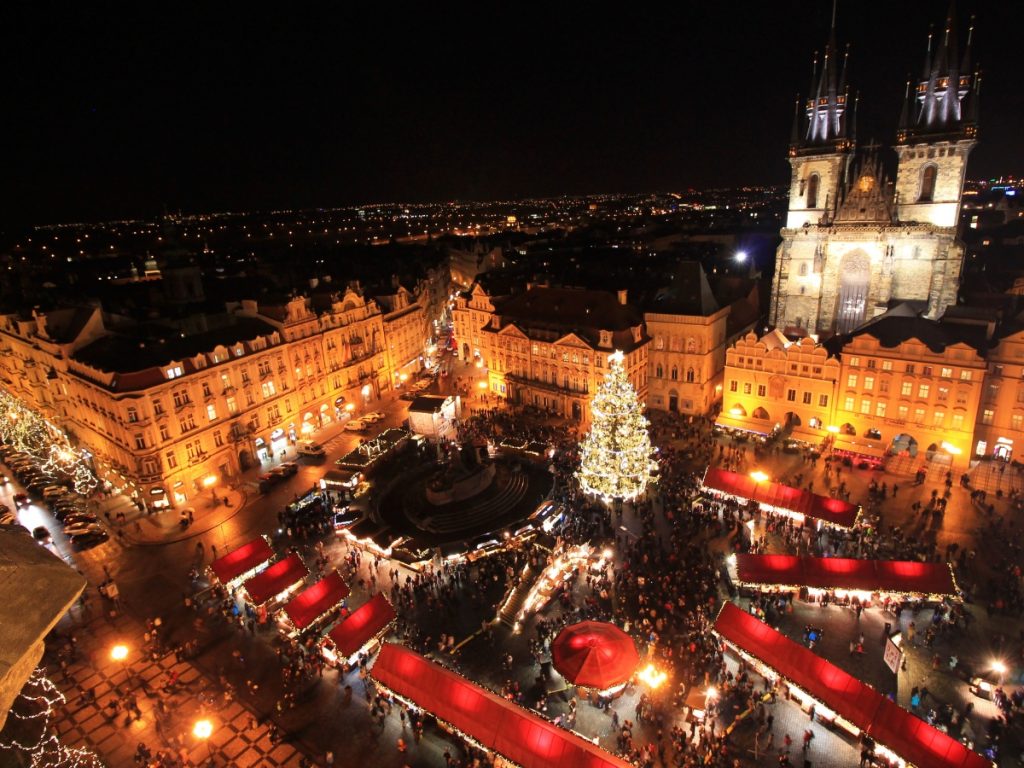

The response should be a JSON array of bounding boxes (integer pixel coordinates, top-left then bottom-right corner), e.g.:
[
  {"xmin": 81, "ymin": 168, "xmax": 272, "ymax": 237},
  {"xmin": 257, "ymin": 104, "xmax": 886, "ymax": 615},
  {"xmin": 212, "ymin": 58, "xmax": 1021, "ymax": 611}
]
[{"xmin": 576, "ymin": 350, "xmax": 656, "ymax": 501}]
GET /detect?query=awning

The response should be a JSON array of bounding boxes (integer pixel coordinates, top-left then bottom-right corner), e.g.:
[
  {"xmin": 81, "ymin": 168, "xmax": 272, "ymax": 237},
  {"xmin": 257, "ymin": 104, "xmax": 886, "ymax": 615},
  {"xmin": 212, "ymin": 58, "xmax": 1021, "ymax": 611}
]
[
  {"xmin": 210, "ymin": 537, "xmax": 273, "ymax": 585},
  {"xmin": 243, "ymin": 553, "xmax": 308, "ymax": 605},
  {"xmin": 328, "ymin": 593, "xmax": 396, "ymax": 657},
  {"xmin": 735, "ymin": 554, "xmax": 957, "ymax": 597},
  {"xmin": 371, "ymin": 644, "xmax": 631, "ymax": 768},
  {"xmin": 282, "ymin": 571, "xmax": 349, "ymax": 631},
  {"xmin": 702, "ymin": 467, "xmax": 860, "ymax": 528},
  {"xmin": 714, "ymin": 414, "xmax": 772, "ymax": 435},
  {"xmin": 713, "ymin": 604, "xmax": 990, "ymax": 768},
  {"xmin": 832, "ymin": 436, "xmax": 888, "ymax": 459}
]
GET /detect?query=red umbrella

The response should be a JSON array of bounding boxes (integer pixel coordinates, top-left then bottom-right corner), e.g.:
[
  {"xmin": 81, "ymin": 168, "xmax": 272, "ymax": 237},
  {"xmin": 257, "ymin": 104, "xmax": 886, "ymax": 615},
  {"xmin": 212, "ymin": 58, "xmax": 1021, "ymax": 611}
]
[{"xmin": 551, "ymin": 621, "xmax": 640, "ymax": 689}]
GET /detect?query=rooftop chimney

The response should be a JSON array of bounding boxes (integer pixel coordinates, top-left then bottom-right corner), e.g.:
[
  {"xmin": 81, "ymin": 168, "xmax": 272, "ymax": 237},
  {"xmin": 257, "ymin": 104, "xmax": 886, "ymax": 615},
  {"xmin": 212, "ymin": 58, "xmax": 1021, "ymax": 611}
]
[{"xmin": 617, "ymin": 289, "xmax": 628, "ymax": 306}]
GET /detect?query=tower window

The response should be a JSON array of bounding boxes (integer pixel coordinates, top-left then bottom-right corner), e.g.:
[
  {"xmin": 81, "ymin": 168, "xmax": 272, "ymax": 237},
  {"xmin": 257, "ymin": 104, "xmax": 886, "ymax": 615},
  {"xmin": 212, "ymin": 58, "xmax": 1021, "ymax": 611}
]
[
  {"xmin": 919, "ymin": 164, "xmax": 937, "ymax": 202},
  {"xmin": 806, "ymin": 173, "xmax": 820, "ymax": 209}
]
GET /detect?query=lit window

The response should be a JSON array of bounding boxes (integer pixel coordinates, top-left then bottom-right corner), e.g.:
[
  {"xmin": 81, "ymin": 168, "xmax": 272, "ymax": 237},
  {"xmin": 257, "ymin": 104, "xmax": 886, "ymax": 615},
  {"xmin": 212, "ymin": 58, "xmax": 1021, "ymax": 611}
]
[
  {"xmin": 875, "ymin": 401, "xmax": 887, "ymax": 417},
  {"xmin": 959, "ymin": 370, "xmax": 972, "ymax": 381}
]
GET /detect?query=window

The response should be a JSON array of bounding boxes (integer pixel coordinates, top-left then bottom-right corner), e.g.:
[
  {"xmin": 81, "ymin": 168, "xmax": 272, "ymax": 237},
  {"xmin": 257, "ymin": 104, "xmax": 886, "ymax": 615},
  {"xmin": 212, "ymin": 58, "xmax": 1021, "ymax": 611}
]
[
  {"xmin": 866, "ymin": 359, "xmax": 876, "ymax": 369},
  {"xmin": 844, "ymin": 396, "xmax": 855, "ymax": 410},
  {"xmin": 866, "ymin": 428, "xmax": 882, "ymax": 439},
  {"xmin": 818, "ymin": 394, "xmax": 828, "ymax": 407},
  {"xmin": 214, "ymin": 430, "xmax": 224, "ymax": 447},
  {"xmin": 918, "ymin": 384, "xmax": 930, "ymax": 399},
  {"xmin": 134, "ymin": 434, "xmax": 146, "ymax": 450},
  {"xmin": 261, "ymin": 381, "xmax": 276, "ymax": 399},
  {"xmin": 803, "ymin": 391, "xmax": 812, "ymax": 404},
  {"xmin": 981, "ymin": 409, "xmax": 994, "ymax": 425},
  {"xmin": 905, "ymin": 364, "xmax": 915, "ymax": 374},
  {"xmin": 206, "ymin": 404, "xmax": 217, "ymax": 422},
  {"xmin": 241, "ymin": 370, "xmax": 251, "ymax": 385},
  {"xmin": 152, "ymin": 399, "xmax": 164, "ymax": 415},
  {"xmin": 226, "ymin": 396, "xmax": 238, "ymax": 415},
  {"xmin": 743, "ymin": 382, "xmax": 752, "ymax": 394},
  {"xmin": 757, "ymin": 385, "xmax": 766, "ymax": 397},
  {"xmin": 860, "ymin": 399, "xmax": 871, "ymax": 414},
  {"xmin": 898, "ymin": 405, "xmax": 909, "ymax": 420},
  {"xmin": 864, "ymin": 376, "xmax": 874, "ymax": 391},
  {"xmin": 179, "ymin": 414, "xmax": 196, "ymax": 433},
  {"xmin": 166, "ymin": 451, "xmax": 177, "ymax": 469},
  {"xmin": 901, "ymin": 381, "xmax": 913, "ymax": 397},
  {"xmin": 787, "ymin": 389, "xmax": 796, "ymax": 402},
  {"xmin": 671, "ymin": 367, "xmax": 679, "ymax": 381},
  {"xmin": 729, "ymin": 380, "xmax": 737, "ymax": 393},
  {"xmin": 922, "ymin": 366, "xmax": 933, "ymax": 377},
  {"xmin": 847, "ymin": 374, "xmax": 858, "ymax": 388},
  {"xmin": 159, "ymin": 424, "xmax": 170, "ymax": 441},
  {"xmin": 656, "ymin": 364, "xmax": 663, "ymax": 378},
  {"xmin": 914, "ymin": 407, "xmax": 926, "ymax": 424},
  {"xmin": 918, "ymin": 164, "xmax": 937, "ymax": 202},
  {"xmin": 848, "ymin": 356, "xmax": 860, "ymax": 368},
  {"xmin": 932, "ymin": 410, "xmax": 945, "ymax": 426},
  {"xmin": 937, "ymin": 386, "xmax": 949, "ymax": 402},
  {"xmin": 876, "ymin": 401, "xmax": 887, "ymax": 417},
  {"xmin": 881, "ymin": 360, "xmax": 893, "ymax": 371},
  {"xmin": 686, "ymin": 368, "xmax": 695, "ymax": 383},
  {"xmin": 956, "ymin": 389, "xmax": 968, "ymax": 406},
  {"xmin": 959, "ymin": 370, "xmax": 972, "ymax": 381},
  {"xmin": 806, "ymin": 173, "xmax": 820, "ymax": 208},
  {"xmin": 185, "ymin": 440, "xmax": 202, "ymax": 460},
  {"xmin": 165, "ymin": 366, "xmax": 183, "ymax": 379},
  {"xmin": 940, "ymin": 367, "xmax": 953, "ymax": 378},
  {"xmin": 1011, "ymin": 413, "xmax": 1024, "ymax": 431},
  {"xmin": 879, "ymin": 379, "xmax": 889, "ymax": 394},
  {"xmin": 127, "ymin": 407, "xmax": 138, "ymax": 423},
  {"xmin": 951, "ymin": 413, "xmax": 964, "ymax": 430},
  {"xmin": 172, "ymin": 390, "xmax": 189, "ymax": 408},
  {"xmin": 202, "ymin": 382, "xmax": 212, "ymax": 397}
]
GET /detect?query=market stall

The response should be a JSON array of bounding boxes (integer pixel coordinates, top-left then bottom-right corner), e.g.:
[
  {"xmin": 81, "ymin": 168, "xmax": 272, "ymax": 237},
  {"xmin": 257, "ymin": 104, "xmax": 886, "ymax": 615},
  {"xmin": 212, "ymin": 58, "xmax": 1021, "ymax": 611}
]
[
  {"xmin": 242, "ymin": 553, "xmax": 309, "ymax": 610},
  {"xmin": 551, "ymin": 621, "xmax": 639, "ymax": 694},
  {"xmin": 279, "ymin": 570, "xmax": 350, "ymax": 636},
  {"xmin": 321, "ymin": 593, "xmax": 396, "ymax": 666},
  {"xmin": 730, "ymin": 554, "xmax": 958, "ymax": 604},
  {"xmin": 712, "ymin": 603, "xmax": 990, "ymax": 768},
  {"xmin": 209, "ymin": 536, "xmax": 274, "ymax": 588},
  {"xmin": 511, "ymin": 544, "xmax": 610, "ymax": 625},
  {"xmin": 831, "ymin": 435, "xmax": 888, "ymax": 470},
  {"xmin": 370, "ymin": 643, "xmax": 632, "ymax": 768},
  {"xmin": 701, "ymin": 467, "xmax": 860, "ymax": 529}
]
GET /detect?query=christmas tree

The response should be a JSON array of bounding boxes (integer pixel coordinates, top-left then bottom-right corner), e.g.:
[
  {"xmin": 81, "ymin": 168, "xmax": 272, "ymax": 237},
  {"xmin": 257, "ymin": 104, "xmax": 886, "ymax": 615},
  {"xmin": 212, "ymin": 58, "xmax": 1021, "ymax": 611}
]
[{"xmin": 576, "ymin": 350, "xmax": 656, "ymax": 501}]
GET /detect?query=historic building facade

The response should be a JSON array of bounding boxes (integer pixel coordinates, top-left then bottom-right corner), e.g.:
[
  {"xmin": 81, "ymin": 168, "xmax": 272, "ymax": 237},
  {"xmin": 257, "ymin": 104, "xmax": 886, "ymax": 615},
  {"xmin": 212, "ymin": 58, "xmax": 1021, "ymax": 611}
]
[
  {"xmin": 770, "ymin": 13, "xmax": 979, "ymax": 337},
  {"xmin": 973, "ymin": 322, "xmax": 1024, "ymax": 463}
]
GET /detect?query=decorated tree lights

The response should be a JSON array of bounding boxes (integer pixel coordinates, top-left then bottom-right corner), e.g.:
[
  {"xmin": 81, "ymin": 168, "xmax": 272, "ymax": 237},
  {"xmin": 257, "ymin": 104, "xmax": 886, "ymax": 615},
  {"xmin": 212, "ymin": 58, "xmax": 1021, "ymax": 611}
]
[{"xmin": 575, "ymin": 350, "xmax": 657, "ymax": 502}]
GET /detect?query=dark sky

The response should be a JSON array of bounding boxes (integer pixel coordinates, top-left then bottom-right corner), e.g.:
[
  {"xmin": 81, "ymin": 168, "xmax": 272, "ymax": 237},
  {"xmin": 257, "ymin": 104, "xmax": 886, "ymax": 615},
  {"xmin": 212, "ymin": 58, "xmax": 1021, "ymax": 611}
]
[{"xmin": 4, "ymin": 2, "xmax": 1021, "ymax": 228}]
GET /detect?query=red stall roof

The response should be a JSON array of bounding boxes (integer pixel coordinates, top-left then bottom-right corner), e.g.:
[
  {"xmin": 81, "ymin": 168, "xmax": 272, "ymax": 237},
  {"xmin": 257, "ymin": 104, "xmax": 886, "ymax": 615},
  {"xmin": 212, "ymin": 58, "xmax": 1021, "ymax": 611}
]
[
  {"xmin": 209, "ymin": 537, "xmax": 273, "ymax": 584},
  {"xmin": 243, "ymin": 553, "xmax": 308, "ymax": 605},
  {"xmin": 282, "ymin": 571, "xmax": 349, "ymax": 631},
  {"xmin": 328, "ymin": 593, "xmax": 396, "ymax": 657},
  {"xmin": 371, "ymin": 644, "xmax": 632, "ymax": 768},
  {"xmin": 702, "ymin": 468, "xmax": 860, "ymax": 528},
  {"xmin": 735, "ymin": 554, "xmax": 957, "ymax": 597},
  {"xmin": 713, "ymin": 604, "xmax": 990, "ymax": 768}
]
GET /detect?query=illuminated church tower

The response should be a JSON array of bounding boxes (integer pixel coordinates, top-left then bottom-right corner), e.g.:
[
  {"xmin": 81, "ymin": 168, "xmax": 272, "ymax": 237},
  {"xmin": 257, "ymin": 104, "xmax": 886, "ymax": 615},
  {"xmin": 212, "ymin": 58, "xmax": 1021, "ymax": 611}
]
[{"xmin": 770, "ymin": 9, "xmax": 979, "ymax": 336}]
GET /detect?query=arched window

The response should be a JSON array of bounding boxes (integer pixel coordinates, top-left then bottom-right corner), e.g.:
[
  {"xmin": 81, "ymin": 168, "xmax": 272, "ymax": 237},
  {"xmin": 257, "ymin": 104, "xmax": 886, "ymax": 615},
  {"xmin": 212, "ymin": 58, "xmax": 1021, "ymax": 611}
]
[
  {"xmin": 670, "ymin": 366, "xmax": 678, "ymax": 381},
  {"xmin": 798, "ymin": 262, "xmax": 809, "ymax": 276},
  {"xmin": 685, "ymin": 368, "xmax": 695, "ymax": 383},
  {"xmin": 919, "ymin": 164, "xmax": 937, "ymax": 202},
  {"xmin": 806, "ymin": 173, "xmax": 820, "ymax": 209},
  {"xmin": 656, "ymin": 364, "xmax": 663, "ymax": 378}
]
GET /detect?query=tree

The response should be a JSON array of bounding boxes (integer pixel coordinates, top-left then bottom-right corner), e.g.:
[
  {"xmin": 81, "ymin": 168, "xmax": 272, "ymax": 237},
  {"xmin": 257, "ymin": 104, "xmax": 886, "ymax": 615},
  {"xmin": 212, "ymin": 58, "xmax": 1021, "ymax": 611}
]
[{"xmin": 576, "ymin": 350, "xmax": 656, "ymax": 501}]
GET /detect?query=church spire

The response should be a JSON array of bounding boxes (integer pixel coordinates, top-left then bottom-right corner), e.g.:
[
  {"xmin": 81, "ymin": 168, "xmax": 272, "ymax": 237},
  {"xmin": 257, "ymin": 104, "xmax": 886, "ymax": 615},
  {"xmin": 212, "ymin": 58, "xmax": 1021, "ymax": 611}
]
[{"xmin": 798, "ymin": 4, "xmax": 853, "ymax": 152}]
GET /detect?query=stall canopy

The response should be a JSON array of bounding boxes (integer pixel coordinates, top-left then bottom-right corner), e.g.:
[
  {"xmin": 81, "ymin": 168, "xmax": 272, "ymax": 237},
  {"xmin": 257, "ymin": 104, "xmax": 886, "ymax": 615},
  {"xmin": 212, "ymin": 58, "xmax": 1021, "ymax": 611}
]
[
  {"xmin": 243, "ymin": 553, "xmax": 308, "ymax": 606},
  {"xmin": 832, "ymin": 435, "xmax": 888, "ymax": 459},
  {"xmin": 282, "ymin": 571, "xmax": 350, "ymax": 631},
  {"xmin": 735, "ymin": 554, "xmax": 957, "ymax": 597},
  {"xmin": 702, "ymin": 468, "xmax": 859, "ymax": 528},
  {"xmin": 371, "ymin": 644, "xmax": 631, "ymax": 768},
  {"xmin": 210, "ymin": 537, "xmax": 273, "ymax": 584},
  {"xmin": 328, "ymin": 593, "xmax": 396, "ymax": 657},
  {"xmin": 713, "ymin": 604, "xmax": 989, "ymax": 768},
  {"xmin": 551, "ymin": 621, "xmax": 640, "ymax": 690}
]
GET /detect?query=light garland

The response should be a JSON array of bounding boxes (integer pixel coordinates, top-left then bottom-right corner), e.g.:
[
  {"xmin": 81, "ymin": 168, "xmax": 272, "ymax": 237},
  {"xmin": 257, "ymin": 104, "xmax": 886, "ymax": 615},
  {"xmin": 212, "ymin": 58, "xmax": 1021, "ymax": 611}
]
[
  {"xmin": 575, "ymin": 350, "xmax": 656, "ymax": 501},
  {"xmin": 0, "ymin": 668, "xmax": 104, "ymax": 767}
]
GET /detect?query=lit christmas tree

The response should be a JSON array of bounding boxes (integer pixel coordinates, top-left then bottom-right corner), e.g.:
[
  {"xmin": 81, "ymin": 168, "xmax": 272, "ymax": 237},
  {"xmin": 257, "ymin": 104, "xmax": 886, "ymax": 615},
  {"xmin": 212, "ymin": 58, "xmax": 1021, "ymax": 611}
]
[{"xmin": 576, "ymin": 350, "xmax": 656, "ymax": 501}]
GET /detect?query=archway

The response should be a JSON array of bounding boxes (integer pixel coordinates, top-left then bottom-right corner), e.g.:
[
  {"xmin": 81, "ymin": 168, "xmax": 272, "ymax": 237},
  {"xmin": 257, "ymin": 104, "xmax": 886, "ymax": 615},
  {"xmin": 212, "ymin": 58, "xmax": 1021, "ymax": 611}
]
[
  {"xmin": 836, "ymin": 250, "xmax": 871, "ymax": 333},
  {"xmin": 784, "ymin": 412, "xmax": 802, "ymax": 427},
  {"xmin": 841, "ymin": 423, "xmax": 856, "ymax": 436},
  {"xmin": 728, "ymin": 404, "xmax": 747, "ymax": 417},
  {"xmin": 668, "ymin": 389, "xmax": 679, "ymax": 413},
  {"xmin": 752, "ymin": 407, "xmax": 770, "ymax": 420},
  {"xmin": 238, "ymin": 449, "xmax": 255, "ymax": 470},
  {"xmin": 890, "ymin": 433, "xmax": 918, "ymax": 457},
  {"xmin": 925, "ymin": 442, "xmax": 954, "ymax": 466}
]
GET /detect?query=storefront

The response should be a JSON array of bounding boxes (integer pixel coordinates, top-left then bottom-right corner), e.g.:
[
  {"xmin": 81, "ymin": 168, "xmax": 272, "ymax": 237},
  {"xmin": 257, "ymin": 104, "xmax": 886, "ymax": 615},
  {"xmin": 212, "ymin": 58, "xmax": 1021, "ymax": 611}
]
[
  {"xmin": 255, "ymin": 437, "xmax": 270, "ymax": 464},
  {"xmin": 270, "ymin": 428, "xmax": 289, "ymax": 458},
  {"xmin": 149, "ymin": 486, "xmax": 171, "ymax": 510},
  {"xmin": 172, "ymin": 479, "xmax": 188, "ymax": 506},
  {"xmin": 319, "ymin": 402, "xmax": 332, "ymax": 426}
]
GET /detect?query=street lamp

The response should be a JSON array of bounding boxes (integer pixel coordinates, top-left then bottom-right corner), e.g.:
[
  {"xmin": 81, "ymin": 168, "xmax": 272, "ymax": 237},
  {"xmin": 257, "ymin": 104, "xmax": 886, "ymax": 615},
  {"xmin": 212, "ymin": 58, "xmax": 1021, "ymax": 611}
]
[
  {"xmin": 193, "ymin": 719, "xmax": 214, "ymax": 763},
  {"xmin": 749, "ymin": 470, "xmax": 769, "ymax": 484},
  {"xmin": 110, "ymin": 644, "xmax": 129, "ymax": 687},
  {"xmin": 734, "ymin": 250, "xmax": 748, "ymax": 263}
]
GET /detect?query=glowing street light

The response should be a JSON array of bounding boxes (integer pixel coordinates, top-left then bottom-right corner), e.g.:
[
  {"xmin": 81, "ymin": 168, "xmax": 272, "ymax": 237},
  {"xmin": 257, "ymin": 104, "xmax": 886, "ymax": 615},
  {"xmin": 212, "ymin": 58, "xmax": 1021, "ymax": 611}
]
[
  {"xmin": 477, "ymin": 380, "xmax": 487, "ymax": 389},
  {"xmin": 749, "ymin": 470, "xmax": 769, "ymax": 484},
  {"xmin": 192, "ymin": 719, "xmax": 213, "ymax": 740},
  {"xmin": 638, "ymin": 664, "xmax": 667, "ymax": 689},
  {"xmin": 826, "ymin": 425, "xmax": 840, "ymax": 434},
  {"xmin": 734, "ymin": 250, "xmax": 748, "ymax": 263},
  {"xmin": 110, "ymin": 644, "xmax": 128, "ymax": 662}
]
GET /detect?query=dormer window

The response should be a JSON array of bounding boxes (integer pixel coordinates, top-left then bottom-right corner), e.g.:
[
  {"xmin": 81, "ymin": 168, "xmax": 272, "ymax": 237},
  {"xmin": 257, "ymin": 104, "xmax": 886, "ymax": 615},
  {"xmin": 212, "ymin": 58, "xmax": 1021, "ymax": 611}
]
[{"xmin": 599, "ymin": 330, "xmax": 612, "ymax": 348}]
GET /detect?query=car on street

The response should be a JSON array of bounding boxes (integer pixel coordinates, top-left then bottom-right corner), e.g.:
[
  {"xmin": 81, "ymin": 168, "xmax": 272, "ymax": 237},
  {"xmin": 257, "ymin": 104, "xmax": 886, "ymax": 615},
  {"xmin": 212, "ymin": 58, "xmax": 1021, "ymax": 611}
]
[
  {"xmin": 13, "ymin": 493, "xmax": 30, "ymax": 508},
  {"xmin": 32, "ymin": 526, "xmax": 51, "ymax": 543},
  {"xmin": 63, "ymin": 521, "xmax": 105, "ymax": 537},
  {"xmin": 278, "ymin": 461, "xmax": 299, "ymax": 476},
  {"xmin": 296, "ymin": 441, "xmax": 326, "ymax": 459},
  {"xmin": 68, "ymin": 529, "xmax": 108, "ymax": 547},
  {"xmin": 362, "ymin": 411, "xmax": 385, "ymax": 424},
  {"xmin": 42, "ymin": 485, "xmax": 68, "ymax": 500},
  {"xmin": 344, "ymin": 419, "xmax": 368, "ymax": 432},
  {"xmin": 61, "ymin": 512, "xmax": 98, "ymax": 526},
  {"xmin": 258, "ymin": 473, "xmax": 280, "ymax": 493}
]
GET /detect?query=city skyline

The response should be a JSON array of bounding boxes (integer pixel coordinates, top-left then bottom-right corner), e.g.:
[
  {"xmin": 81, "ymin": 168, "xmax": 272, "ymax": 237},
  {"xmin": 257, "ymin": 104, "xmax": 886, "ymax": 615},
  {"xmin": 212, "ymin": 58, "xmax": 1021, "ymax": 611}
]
[{"xmin": 5, "ymin": 2, "xmax": 1023, "ymax": 230}]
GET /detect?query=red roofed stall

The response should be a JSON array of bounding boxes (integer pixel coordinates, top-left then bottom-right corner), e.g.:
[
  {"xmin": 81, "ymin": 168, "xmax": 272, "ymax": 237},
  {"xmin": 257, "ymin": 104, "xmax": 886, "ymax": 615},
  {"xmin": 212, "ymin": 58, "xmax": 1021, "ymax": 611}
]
[
  {"xmin": 209, "ymin": 537, "xmax": 274, "ymax": 586},
  {"xmin": 281, "ymin": 571, "xmax": 349, "ymax": 633},
  {"xmin": 242, "ymin": 553, "xmax": 308, "ymax": 606},
  {"xmin": 322, "ymin": 593, "xmax": 396, "ymax": 665},
  {"xmin": 733, "ymin": 554, "xmax": 957, "ymax": 599},
  {"xmin": 371, "ymin": 643, "xmax": 632, "ymax": 768},
  {"xmin": 713, "ymin": 603, "xmax": 990, "ymax": 768},
  {"xmin": 702, "ymin": 467, "xmax": 860, "ymax": 528}
]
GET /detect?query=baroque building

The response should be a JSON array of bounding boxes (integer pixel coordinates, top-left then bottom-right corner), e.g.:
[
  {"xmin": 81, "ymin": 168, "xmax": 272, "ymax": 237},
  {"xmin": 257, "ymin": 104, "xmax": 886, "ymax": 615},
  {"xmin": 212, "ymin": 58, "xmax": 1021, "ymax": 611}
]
[{"xmin": 770, "ymin": 11, "xmax": 980, "ymax": 337}]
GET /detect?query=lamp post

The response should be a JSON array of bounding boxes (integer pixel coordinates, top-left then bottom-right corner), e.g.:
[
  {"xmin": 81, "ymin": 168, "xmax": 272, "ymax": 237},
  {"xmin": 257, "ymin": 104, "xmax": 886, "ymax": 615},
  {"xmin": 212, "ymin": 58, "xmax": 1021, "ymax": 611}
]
[
  {"xmin": 110, "ymin": 643, "xmax": 129, "ymax": 688},
  {"xmin": 193, "ymin": 718, "xmax": 214, "ymax": 765}
]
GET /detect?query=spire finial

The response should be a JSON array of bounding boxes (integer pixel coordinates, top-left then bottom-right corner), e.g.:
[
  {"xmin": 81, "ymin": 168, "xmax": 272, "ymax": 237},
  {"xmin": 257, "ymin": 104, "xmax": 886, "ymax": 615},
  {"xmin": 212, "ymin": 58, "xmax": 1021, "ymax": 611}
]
[{"xmin": 831, "ymin": 0, "xmax": 838, "ymax": 31}]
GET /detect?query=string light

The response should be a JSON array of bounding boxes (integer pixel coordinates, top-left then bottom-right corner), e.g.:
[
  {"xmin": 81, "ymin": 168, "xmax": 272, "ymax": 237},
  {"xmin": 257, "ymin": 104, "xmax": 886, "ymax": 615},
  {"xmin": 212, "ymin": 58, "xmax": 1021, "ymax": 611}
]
[
  {"xmin": 576, "ymin": 350, "xmax": 656, "ymax": 501},
  {"xmin": 0, "ymin": 668, "xmax": 104, "ymax": 767}
]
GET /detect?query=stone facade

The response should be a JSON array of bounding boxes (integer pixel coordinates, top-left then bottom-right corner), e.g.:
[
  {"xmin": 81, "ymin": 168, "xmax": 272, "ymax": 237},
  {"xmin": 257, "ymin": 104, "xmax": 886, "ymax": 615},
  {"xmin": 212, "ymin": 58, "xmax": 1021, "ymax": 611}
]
[{"xmin": 645, "ymin": 309, "xmax": 730, "ymax": 416}]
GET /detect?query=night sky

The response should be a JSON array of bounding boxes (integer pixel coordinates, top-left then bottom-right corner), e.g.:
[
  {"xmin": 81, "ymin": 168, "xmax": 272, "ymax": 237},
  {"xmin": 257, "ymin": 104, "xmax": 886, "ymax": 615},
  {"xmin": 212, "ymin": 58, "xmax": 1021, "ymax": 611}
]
[{"xmin": 4, "ymin": 2, "xmax": 1021, "ymax": 229}]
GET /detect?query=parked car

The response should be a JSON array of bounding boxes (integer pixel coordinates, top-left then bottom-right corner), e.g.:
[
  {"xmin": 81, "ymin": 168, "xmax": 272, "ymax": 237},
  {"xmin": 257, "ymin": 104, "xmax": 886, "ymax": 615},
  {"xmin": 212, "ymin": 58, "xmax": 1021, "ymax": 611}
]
[
  {"xmin": 258, "ymin": 473, "xmax": 280, "ymax": 493},
  {"xmin": 362, "ymin": 412, "xmax": 385, "ymax": 424},
  {"xmin": 296, "ymin": 441, "xmax": 326, "ymax": 459},
  {"xmin": 344, "ymin": 419, "xmax": 367, "ymax": 432},
  {"xmin": 13, "ymin": 493, "xmax": 30, "ymax": 508},
  {"xmin": 63, "ymin": 522, "xmax": 105, "ymax": 537},
  {"xmin": 61, "ymin": 513, "xmax": 98, "ymax": 526},
  {"xmin": 278, "ymin": 461, "xmax": 299, "ymax": 477},
  {"xmin": 42, "ymin": 485, "xmax": 68, "ymax": 500},
  {"xmin": 68, "ymin": 529, "xmax": 108, "ymax": 547},
  {"xmin": 32, "ymin": 526, "xmax": 51, "ymax": 543},
  {"xmin": 268, "ymin": 466, "xmax": 293, "ymax": 481}
]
